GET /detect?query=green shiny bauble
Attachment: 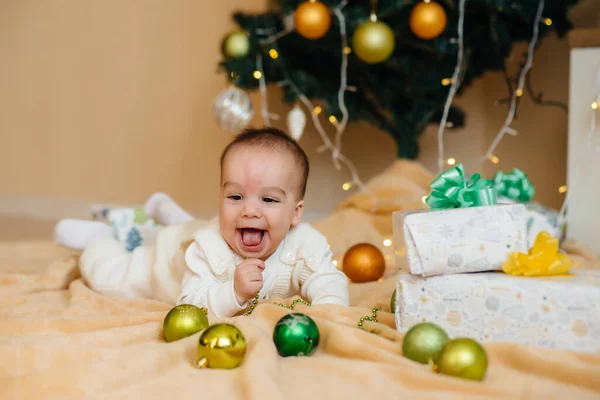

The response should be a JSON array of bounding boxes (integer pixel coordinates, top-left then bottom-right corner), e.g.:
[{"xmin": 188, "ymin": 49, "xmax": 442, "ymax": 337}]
[
  {"xmin": 437, "ymin": 338, "xmax": 488, "ymax": 381},
  {"xmin": 197, "ymin": 323, "xmax": 247, "ymax": 369},
  {"xmin": 352, "ymin": 20, "xmax": 395, "ymax": 64},
  {"xmin": 163, "ymin": 304, "xmax": 209, "ymax": 342},
  {"xmin": 273, "ymin": 313, "xmax": 320, "ymax": 357},
  {"xmin": 390, "ymin": 289, "xmax": 397, "ymax": 313},
  {"xmin": 402, "ymin": 322, "xmax": 449, "ymax": 364},
  {"xmin": 223, "ymin": 29, "xmax": 250, "ymax": 59}
]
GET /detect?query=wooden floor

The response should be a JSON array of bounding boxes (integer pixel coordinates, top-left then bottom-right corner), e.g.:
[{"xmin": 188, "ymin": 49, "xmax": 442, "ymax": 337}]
[{"xmin": 0, "ymin": 215, "xmax": 57, "ymax": 240}]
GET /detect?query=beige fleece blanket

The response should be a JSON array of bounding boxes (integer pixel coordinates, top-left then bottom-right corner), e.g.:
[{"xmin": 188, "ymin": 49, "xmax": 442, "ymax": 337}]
[{"xmin": 2, "ymin": 160, "xmax": 599, "ymax": 399}]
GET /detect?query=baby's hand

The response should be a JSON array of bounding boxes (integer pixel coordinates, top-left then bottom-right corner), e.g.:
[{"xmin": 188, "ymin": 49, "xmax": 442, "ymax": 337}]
[{"xmin": 233, "ymin": 259, "xmax": 265, "ymax": 305}]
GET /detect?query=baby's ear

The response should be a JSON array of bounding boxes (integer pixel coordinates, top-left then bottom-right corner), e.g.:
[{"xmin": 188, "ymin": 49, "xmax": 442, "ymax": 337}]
[{"xmin": 291, "ymin": 200, "xmax": 304, "ymax": 227}]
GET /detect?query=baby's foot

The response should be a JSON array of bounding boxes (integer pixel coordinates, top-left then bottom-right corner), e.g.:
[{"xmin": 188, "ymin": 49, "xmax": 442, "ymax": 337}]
[
  {"xmin": 143, "ymin": 192, "xmax": 193, "ymax": 226},
  {"xmin": 54, "ymin": 219, "xmax": 113, "ymax": 251}
]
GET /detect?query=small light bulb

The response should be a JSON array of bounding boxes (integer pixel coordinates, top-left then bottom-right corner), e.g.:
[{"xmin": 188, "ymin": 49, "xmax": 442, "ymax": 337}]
[
  {"xmin": 312, "ymin": 106, "xmax": 322, "ymax": 115},
  {"xmin": 329, "ymin": 115, "xmax": 338, "ymax": 124},
  {"xmin": 343, "ymin": 46, "xmax": 351, "ymax": 54},
  {"xmin": 592, "ymin": 101, "xmax": 598, "ymax": 110},
  {"xmin": 342, "ymin": 182, "xmax": 352, "ymax": 191},
  {"xmin": 447, "ymin": 157, "xmax": 456, "ymax": 165},
  {"xmin": 488, "ymin": 154, "xmax": 500, "ymax": 164},
  {"xmin": 269, "ymin": 49, "xmax": 279, "ymax": 59},
  {"xmin": 544, "ymin": 18, "xmax": 552, "ymax": 26},
  {"xmin": 230, "ymin": 71, "xmax": 239, "ymax": 79},
  {"xmin": 253, "ymin": 70, "xmax": 262, "ymax": 79},
  {"xmin": 421, "ymin": 195, "xmax": 427, "ymax": 204},
  {"xmin": 332, "ymin": 260, "xmax": 338, "ymax": 266},
  {"xmin": 441, "ymin": 78, "xmax": 452, "ymax": 86},
  {"xmin": 558, "ymin": 185, "xmax": 567, "ymax": 194},
  {"xmin": 383, "ymin": 239, "xmax": 392, "ymax": 247},
  {"xmin": 516, "ymin": 89, "xmax": 523, "ymax": 97}
]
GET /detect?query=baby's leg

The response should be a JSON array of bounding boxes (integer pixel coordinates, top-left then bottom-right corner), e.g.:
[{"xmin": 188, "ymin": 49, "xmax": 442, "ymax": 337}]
[
  {"xmin": 144, "ymin": 192, "xmax": 194, "ymax": 226},
  {"xmin": 79, "ymin": 238, "xmax": 155, "ymax": 300},
  {"xmin": 54, "ymin": 219, "xmax": 114, "ymax": 251}
]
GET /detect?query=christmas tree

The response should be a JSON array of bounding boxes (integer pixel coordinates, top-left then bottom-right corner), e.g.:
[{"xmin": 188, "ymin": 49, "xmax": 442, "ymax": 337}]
[{"xmin": 217, "ymin": 0, "xmax": 580, "ymax": 159}]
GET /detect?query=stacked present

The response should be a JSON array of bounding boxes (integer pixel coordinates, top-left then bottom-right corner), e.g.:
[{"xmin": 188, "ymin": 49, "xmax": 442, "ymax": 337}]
[{"xmin": 392, "ymin": 164, "xmax": 600, "ymax": 353}]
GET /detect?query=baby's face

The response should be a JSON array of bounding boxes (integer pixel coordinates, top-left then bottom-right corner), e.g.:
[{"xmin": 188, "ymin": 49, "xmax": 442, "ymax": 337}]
[{"xmin": 219, "ymin": 146, "xmax": 304, "ymax": 260}]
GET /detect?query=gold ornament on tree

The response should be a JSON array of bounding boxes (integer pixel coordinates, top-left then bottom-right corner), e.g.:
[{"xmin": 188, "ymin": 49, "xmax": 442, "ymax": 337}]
[
  {"xmin": 342, "ymin": 243, "xmax": 386, "ymax": 283},
  {"xmin": 196, "ymin": 323, "xmax": 247, "ymax": 369},
  {"xmin": 213, "ymin": 86, "xmax": 254, "ymax": 132},
  {"xmin": 409, "ymin": 1, "xmax": 448, "ymax": 40},
  {"xmin": 352, "ymin": 0, "xmax": 395, "ymax": 64},
  {"xmin": 286, "ymin": 103, "xmax": 306, "ymax": 141},
  {"xmin": 223, "ymin": 29, "xmax": 250, "ymax": 58},
  {"xmin": 294, "ymin": 0, "xmax": 332, "ymax": 40},
  {"xmin": 162, "ymin": 304, "xmax": 209, "ymax": 342}
]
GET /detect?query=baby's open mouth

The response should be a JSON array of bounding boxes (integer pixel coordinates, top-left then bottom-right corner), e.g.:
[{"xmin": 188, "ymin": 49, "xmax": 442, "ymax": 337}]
[{"xmin": 239, "ymin": 228, "xmax": 265, "ymax": 248}]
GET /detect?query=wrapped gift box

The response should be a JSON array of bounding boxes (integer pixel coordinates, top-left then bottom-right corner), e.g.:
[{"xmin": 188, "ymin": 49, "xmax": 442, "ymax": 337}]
[
  {"xmin": 394, "ymin": 270, "xmax": 600, "ymax": 352},
  {"xmin": 498, "ymin": 197, "xmax": 564, "ymax": 248},
  {"xmin": 393, "ymin": 204, "xmax": 528, "ymax": 277}
]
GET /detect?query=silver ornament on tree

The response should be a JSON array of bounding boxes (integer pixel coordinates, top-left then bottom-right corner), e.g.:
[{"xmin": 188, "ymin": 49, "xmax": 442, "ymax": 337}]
[
  {"xmin": 213, "ymin": 86, "xmax": 254, "ymax": 132},
  {"xmin": 286, "ymin": 103, "xmax": 306, "ymax": 141}
]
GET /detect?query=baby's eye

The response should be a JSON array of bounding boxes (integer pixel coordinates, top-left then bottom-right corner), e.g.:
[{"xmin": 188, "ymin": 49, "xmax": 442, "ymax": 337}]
[
  {"xmin": 228, "ymin": 195, "xmax": 242, "ymax": 201},
  {"xmin": 263, "ymin": 197, "xmax": 279, "ymax": 203}
]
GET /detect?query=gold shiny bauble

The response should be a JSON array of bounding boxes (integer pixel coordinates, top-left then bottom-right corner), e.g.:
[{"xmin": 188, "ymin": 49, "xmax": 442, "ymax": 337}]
[
  {"xmin": 223, "ymin": 29, "xmax": 250, "ymax": 58},
  {"xmin": 342, "ymin": 243, "xmax": 386, "ymax": 283},
  {"xmin": 163, "ymin": 304, "xmax": 209, "ymax": 343},
  {"xmin": 409, "ymin": 1, "xmax": 448, "ymax": 40},
  {"xmin": 294, "ymin": 0, "xmax": 332, "ymax": 40},
  {"xmin": 196, "ymin": 323, "xmax": 247, "ymax": 369},
  {"xmin": 436, "ymin": 338, "xmax": 488, "ymax": 381},
  {"xmin": 352, "ymin": 20, "xmax": 396, "ymax": 64},
  {"xmin": 402, "ymin": 322, "xmax": 449, "ymax": 364}
]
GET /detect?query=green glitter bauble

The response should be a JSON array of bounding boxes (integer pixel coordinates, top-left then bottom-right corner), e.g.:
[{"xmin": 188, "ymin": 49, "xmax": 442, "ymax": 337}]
[{"xmin": 273, "ymin": 313, "xmax": 320, "ymax": 357}]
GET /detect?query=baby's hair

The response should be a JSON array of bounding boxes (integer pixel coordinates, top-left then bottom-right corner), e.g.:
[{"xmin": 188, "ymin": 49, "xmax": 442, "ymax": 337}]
[{"xmin": 220, "ymin": 127, "xmax": 310, "ymax": 199}]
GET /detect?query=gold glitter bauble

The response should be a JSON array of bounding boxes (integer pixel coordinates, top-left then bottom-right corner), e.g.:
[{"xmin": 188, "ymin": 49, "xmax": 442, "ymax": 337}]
[
  {"xmin": 196, "ymin": 323, "xmax": 247, "ymax": 369},
  {"xmin": 352, "ymin": 20, "xmax": 395, "ymax": 64},
  {"xmin": 294, "ymin": 0, "xmax": 332, "ymax": 40},
  {"xmin": 163, "ymin": 304, "xmax": 209, "ymax": 343},
  {"xmin": 409, "ymin": 1, "xmax": 447, "ymax": 40},
  {"xmin": 342, "ymin": 243, "xmax": 386, "ymax": 283},
  {"xmin": 436, "ymin": 338, "xmax": 488, "ymax": 381}
]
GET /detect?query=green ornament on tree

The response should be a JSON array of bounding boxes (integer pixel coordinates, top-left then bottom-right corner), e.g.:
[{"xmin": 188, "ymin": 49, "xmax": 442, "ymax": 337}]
[
  {"xmin": 163, "ymin": 304, "xmax": 209, "ymax": 342},
  {"xmin": 402, "ymin": 322, "xmax": 449, "ymax": 364},
  {"xmin": 436, "ymin": 338, "xmax": 488, "ymax": 381},
  {"xmin": 273, "ymin": 313, "xmax": 320, "ymax": 357},
  {"xmin": 223, "ymin": 29, "xmax": 250, "ymax": 59}
]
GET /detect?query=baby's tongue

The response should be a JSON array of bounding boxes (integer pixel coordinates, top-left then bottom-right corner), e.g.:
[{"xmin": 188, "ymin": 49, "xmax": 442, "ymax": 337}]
[{"xmin": 242, "ymin": 229, "xmax": 263, "ymax": 246}]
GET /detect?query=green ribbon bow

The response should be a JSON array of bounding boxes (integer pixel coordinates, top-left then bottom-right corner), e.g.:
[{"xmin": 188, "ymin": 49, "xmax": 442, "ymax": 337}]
[
  {"xmin": 493, "ymin": 168, "xmax": 535, "ymax": 203},
  {"xmin": 425, "ymin": 164, "xmax": 498, "ymax": 210}
]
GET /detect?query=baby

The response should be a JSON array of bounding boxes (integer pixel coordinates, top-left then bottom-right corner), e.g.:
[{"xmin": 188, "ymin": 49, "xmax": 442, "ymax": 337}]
[{"xmin": 54, "ymin": 127, "xmax": 350, "ymax": 317}]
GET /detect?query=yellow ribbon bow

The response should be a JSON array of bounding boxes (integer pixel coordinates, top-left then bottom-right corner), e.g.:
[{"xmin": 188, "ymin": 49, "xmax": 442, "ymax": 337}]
[{"xmin": 502, "ymin": 231, "xmax": 572, "ymax": 276}]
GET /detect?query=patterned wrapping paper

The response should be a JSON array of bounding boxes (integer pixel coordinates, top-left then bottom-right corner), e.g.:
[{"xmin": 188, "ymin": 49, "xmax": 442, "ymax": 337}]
[
  {"xmin": 393, "ymin": 270, "xmax": 600, "ymax": 352},
  {"xmin": 393, "ymin": 204, "xmax": 528, "ymax": 278},
  {"xmin": 498, "ymin": 196, "xmax": 564, "ymax": 248}
]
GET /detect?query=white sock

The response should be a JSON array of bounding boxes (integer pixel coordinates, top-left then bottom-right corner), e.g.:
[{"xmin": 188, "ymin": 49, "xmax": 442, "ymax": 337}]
[
  {"xmin": 54, "ymin": 219, "xmax": 114, "ymax": 251},
  {"xmin": 143, "ymin": 192, "xmax": 194, "ymax": 226}
]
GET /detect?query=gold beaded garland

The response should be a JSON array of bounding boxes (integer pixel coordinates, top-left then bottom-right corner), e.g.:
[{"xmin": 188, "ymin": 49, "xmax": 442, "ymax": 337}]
[
  {"xmin": 358, "ymin": 308, "xmax": 379, "ymax": 329},
  {"xmin": 244, "ymin": 293, "xmax": 311, "ymax": 316}
]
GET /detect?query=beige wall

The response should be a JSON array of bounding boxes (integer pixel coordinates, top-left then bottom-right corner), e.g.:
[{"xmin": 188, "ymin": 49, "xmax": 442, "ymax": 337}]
[{"xmin": 1, "ymin": 0, "xmax": 598, "ymax": 219}]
